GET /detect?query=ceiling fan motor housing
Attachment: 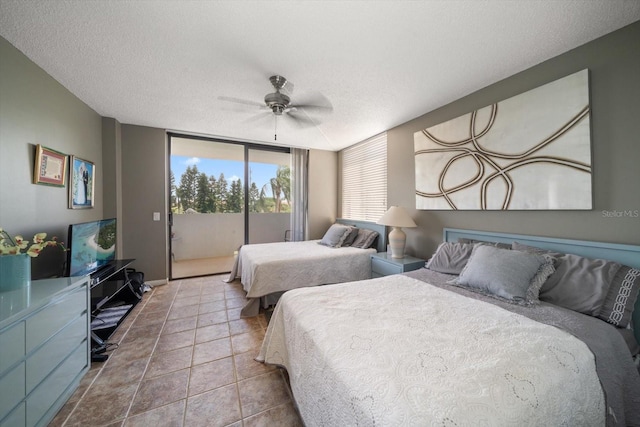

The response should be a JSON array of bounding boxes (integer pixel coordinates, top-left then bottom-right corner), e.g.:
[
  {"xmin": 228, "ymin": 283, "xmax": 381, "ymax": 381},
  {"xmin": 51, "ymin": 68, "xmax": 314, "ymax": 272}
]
[{"xmin": 264, "ymin": 91, "xmax": 290, "ymax": 115}]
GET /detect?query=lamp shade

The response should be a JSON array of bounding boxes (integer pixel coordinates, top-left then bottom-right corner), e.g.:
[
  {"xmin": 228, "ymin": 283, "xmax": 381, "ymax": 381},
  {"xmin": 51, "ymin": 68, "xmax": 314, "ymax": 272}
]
[{"xmin": 376, "ymin": 206, "xmax": 417, "ymax": 228}]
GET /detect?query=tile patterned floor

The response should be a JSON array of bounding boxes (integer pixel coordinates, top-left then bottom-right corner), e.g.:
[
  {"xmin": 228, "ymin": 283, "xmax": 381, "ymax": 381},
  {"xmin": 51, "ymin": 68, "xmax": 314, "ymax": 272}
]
[{"xmin": 50, "ymin": 275, "xmax": 303, "ymax": 427}]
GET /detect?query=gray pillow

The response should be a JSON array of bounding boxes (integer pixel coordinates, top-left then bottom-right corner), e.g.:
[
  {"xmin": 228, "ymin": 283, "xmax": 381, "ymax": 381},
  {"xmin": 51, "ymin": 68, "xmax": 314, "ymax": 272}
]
[
  {"xmin": 351, "ymin": 229, "xmax": 379, "ymax": 249},
  {"xmin": 341, "ymin": 227, "xmax": 359, "ymax": 247},
  {"xmin": 458, "ymin": 238, "xmax": 511, "ymax": 250},
  {"xmin": 452, "ymin": 245, "xmax": 555, "ymax": 304},
  {"xmin": 426, "ymin": 242, "xmax": 476, "ymax": 275},
  {"xmin": 512, "ymin": 242, "xmax": 640, "ymax": 327},
  {"xmin": 319, "ymin": 224, "xmax": 352, "ymax": 248}
]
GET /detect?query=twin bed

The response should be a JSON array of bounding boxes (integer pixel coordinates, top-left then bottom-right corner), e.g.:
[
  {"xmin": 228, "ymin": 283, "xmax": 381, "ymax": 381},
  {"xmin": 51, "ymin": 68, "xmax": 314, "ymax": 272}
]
[{"xmin": 256, "ymin": 228, "xmax": 640, "ymax": 426}]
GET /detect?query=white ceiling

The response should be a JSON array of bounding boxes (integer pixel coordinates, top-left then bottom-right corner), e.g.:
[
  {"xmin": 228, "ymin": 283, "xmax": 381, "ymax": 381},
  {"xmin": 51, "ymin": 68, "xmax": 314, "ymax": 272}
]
[{"xmin": 1, "ymin": 1, "xmax": 639, "ymax": 151}]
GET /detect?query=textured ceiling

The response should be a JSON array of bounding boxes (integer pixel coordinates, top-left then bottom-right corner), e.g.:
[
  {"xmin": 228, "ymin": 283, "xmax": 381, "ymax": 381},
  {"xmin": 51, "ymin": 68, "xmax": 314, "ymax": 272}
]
[{"xmin": 1, "ymin": 1, "xmax": 639, "ymax": 151}]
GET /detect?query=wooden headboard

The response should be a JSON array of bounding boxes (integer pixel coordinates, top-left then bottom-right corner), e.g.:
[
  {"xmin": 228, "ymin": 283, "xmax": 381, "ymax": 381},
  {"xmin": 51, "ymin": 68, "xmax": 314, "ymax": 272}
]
[
  {"xmin": 443, "ymin": 228, "xmax": 640, "ymax": 346},
  {"xmin": 337, "ymin": 218, "xmax": 387, "ymax": 253}
]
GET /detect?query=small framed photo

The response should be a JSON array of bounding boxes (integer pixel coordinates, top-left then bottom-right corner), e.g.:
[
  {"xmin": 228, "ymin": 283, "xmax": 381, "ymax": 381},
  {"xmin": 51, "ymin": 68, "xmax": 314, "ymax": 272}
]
[
  {"xmin": 33, "ymin": 144, "xmax": 67, "ymax": 187},
  {"xmin": 69, "ymin": 156, "xmax": 95, "ymax": 209}
]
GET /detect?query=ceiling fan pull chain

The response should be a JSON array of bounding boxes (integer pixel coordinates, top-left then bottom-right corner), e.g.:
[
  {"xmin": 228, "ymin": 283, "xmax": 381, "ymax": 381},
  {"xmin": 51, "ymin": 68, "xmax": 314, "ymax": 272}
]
[{"xmin": 274, "ymin": 115, "xmax": 278, "ymax": 141}]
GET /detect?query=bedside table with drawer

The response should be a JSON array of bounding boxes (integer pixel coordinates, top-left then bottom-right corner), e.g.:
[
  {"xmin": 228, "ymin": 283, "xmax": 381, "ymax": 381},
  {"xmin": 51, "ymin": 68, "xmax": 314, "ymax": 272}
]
[{"xmin": 370, "ymin": 252, "xmax": 426, "ymax": 278}]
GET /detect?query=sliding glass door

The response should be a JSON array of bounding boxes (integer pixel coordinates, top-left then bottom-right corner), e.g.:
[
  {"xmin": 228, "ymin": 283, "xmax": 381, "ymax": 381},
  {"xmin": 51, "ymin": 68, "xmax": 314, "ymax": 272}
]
[
  {"xmin": 169, "ymin": 134, "xmax": 292, "ymax": 279},
  {"xmin": 247, "ymin": 148, "xmax": 291, "ymax": 244}
]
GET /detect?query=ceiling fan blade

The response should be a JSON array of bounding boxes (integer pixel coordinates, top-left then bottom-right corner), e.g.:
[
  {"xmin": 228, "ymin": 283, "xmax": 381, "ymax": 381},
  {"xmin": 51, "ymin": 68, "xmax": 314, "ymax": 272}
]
[
  {"xmin": 242, "ymin": 111, "xmax": 273, "ymax": 125},
  {"xmin": 218, "ymin": 96, "xmax": 265, "ymax": 108},
  {"xmin": 286, "ymin": 110, "xmax": 319, "ymax": 128},
  {"xmin": 290, "ymin": 92, "xmax": 333, "ymax": 115}
]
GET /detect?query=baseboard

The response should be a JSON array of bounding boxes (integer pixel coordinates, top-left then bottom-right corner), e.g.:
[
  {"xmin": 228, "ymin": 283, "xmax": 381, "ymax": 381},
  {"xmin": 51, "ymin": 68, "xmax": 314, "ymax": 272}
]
[{"xmin": 146, "ymin": 279, "xmax": 168, "ymax": 288}]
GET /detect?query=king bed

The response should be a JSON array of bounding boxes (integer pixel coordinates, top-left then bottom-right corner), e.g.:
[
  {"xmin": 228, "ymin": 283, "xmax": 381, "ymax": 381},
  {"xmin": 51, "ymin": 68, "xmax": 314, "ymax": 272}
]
[
  {"xmin": 258, "ymin": 228, "xmax": 640, "ymax": 426},
  {"xmin": 228, "ymin": 219, "xmax": 387, "ymax": 316}
]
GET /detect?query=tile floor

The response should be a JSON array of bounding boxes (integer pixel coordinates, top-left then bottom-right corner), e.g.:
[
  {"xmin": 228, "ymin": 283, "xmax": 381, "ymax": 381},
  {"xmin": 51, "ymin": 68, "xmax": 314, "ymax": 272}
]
[{"xmin": 50, "ymin": 275, "xmax": 303, "ymax": 427}]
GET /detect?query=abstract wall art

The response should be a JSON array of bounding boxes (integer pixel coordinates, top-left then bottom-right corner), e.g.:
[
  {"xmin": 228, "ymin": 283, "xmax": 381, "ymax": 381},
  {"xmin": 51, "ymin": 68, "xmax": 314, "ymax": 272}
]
[{"xmin": 414, "ymin": 69, "xmax": 592, "ymax": 210}]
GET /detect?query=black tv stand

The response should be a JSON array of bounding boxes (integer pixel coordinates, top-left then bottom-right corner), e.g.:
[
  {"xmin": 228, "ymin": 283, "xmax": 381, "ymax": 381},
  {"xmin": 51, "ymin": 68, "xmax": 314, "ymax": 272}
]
[{"xmin": 89, "ymin": 259, "xmax": 139, "ymax": 361}]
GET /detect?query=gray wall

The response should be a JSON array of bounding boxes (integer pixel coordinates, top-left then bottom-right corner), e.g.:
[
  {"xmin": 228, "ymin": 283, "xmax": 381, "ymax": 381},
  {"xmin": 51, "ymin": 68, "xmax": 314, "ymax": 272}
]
[
  {"xmin": 0, "ymin": 37, "xmax": 103, "ymax": 279},
  {"xmin": 102, "ymin": 117, "xmax": 124, "ymax": 258},
  {"xmin": 386, "ymin": 21, "xmax": 640, "ymax": 260},
  {"xmin": 120, "ymin": 125, "xmax": 168, "ymax": 282}
]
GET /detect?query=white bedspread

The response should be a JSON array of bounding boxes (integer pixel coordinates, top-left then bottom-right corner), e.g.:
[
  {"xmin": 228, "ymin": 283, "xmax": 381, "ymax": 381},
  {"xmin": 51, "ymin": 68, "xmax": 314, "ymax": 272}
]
[
  {"xmin": 258, "ymin": 274, "xmax": 605, "ymax": 426},
  {"xmin": 232, "ymin": 240, "xmax": 375, "ymax": 298}
]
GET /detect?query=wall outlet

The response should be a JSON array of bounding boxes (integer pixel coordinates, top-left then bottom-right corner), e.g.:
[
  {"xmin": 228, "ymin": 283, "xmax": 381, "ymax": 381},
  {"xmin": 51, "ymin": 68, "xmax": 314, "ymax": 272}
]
[{"xmin": 153, "ymin": 212, "xmax": 160, "ymax": 221}]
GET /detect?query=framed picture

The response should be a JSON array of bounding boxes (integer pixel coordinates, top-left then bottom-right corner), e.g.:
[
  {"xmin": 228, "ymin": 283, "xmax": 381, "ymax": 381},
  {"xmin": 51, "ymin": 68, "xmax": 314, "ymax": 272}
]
[
  {"xmin": 69, "ymin": 156, "xmax": 95, "ymax": 209},
  {"xmin": 33, "ymin": 144, "xmax": 67, "ymax": 187}
]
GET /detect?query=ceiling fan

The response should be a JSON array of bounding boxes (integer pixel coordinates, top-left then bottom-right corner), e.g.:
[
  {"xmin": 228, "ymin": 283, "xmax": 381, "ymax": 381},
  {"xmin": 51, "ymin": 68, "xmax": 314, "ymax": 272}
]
[{"xmin": 219, "ymin": 75, "xmax": 333, "ymax": 140}]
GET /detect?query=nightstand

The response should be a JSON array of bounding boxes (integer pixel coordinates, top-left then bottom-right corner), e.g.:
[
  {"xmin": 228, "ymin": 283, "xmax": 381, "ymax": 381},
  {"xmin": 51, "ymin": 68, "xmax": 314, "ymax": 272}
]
[{"xmin": 370, "ymin": 252, "xmax": 426, "ymax": 278}]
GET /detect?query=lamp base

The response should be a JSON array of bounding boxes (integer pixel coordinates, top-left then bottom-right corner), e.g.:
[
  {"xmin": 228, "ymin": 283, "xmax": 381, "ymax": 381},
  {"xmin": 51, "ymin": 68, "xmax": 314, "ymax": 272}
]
[{"xmin": 388, "ymin": 227, "xmax": 406, "ymax": 258}]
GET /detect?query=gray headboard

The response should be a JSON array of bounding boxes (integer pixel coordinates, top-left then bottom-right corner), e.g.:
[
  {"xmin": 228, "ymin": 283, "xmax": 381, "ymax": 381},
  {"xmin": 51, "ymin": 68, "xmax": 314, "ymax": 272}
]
[
  {"xmin": 337, "ymin": 218, "xmax": 387, "ymax": 253},
  {"xmin": 443, "ymin": 228, "xmax": 640, "ymax": 347}
]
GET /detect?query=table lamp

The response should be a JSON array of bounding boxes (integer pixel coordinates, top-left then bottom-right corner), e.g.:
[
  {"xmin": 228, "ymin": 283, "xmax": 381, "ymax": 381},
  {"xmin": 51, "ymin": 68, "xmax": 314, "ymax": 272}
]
[{"xmin": 377, "ymin": 206, "xmax": 417, "ymax": 258}]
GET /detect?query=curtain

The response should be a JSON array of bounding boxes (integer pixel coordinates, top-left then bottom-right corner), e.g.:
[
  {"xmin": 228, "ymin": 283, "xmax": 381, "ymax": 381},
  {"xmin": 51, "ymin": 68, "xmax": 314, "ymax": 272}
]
[{"xmin": 290, "ymin": 148, "xmax": 309, "ymax": 241}]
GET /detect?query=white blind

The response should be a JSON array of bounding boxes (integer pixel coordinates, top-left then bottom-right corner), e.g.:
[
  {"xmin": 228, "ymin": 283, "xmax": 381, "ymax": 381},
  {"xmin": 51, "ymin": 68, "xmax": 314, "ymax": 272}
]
[{"xmin": 341, "ymin": 133, "xmax": 387, "ymax": 221}]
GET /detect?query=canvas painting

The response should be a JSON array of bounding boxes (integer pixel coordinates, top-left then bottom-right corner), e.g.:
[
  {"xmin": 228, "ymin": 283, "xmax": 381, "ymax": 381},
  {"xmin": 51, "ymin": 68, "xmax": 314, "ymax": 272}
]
[{"xmin": 414, "ymin": 69, "xmax": 592, "ymax": 210}]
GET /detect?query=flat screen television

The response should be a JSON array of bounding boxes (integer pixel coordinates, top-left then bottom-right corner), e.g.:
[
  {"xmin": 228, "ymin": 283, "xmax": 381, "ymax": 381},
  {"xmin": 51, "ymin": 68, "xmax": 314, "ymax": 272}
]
[{"xmin": 66, "ymin": 218, "xmax": 117, "ymax": 277}]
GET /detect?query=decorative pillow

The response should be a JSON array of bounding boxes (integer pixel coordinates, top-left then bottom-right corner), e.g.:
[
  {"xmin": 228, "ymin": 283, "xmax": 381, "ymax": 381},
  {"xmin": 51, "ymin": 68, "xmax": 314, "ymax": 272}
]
[
  {"xmin": 451, "ymin": 245, "xmax": 555, "ymax": 304},
  {"xmin": 512, "ymin": 242, "xmax": 640, "ymax": 328},
  {"xmin": 426, "ymin": 242, "xmax": 476, "ymax": 275},
  {"xmin": 595, "ymin": 265, "xmax": 640, "ymax": 328},
  {"xmin": 319, "ymin": 224, "xmax": 353, "ymax": 248},
  {"xmin": 341, "ymin": 227, "xmax": 360, "ymax": 247},
  {"xmin": 458, "ymin": 238, "xmax": 511, "ymax": 250},
  {"xmin": 351, "ymin": 229, "xmax": 379, "ymax": 249}
]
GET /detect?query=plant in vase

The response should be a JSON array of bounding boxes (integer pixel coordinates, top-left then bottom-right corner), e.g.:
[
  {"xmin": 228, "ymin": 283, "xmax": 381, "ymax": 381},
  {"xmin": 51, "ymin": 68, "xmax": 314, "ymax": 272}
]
[
  {"xmin": 0, "ymin": 228, "xmax": 66, "ymax": 291},
  {"xmin": 0, "ymin": 228, "xmax": 66, "ymax": 256}
]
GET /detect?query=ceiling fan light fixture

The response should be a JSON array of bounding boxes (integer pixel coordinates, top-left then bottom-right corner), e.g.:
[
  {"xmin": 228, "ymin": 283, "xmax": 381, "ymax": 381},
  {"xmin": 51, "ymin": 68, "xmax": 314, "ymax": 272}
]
[{"xmin": 264, "ymin": 91, "xmax": 290, "ymax": 115}]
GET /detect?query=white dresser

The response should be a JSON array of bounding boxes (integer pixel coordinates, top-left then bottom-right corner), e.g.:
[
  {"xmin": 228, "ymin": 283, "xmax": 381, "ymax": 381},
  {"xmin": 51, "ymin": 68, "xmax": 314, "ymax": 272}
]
[{"xmin": 0, "ymin": 276, "xmax": 90, "ymax": 427}]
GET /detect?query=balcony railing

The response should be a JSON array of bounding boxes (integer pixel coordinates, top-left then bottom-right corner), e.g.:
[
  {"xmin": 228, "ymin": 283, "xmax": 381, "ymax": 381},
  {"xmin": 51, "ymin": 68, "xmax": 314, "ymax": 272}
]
[{"xmin": 171, "ymin": 212, "xmax": 290, "ymax": 261}]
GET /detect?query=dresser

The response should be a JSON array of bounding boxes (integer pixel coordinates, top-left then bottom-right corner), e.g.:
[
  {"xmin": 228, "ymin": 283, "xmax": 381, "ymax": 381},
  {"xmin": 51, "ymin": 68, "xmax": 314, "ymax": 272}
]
[
  {"xmin": 370, "ymin": 252, "xmax": 426, "ymax": 278},
  {"xmin": 0, "ymin": 276, "xmax": 90, "ymax": 427}
]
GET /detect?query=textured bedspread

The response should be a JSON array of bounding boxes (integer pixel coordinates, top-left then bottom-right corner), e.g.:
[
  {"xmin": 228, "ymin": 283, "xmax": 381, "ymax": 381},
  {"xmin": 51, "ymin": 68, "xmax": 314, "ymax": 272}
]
[
  {"xmin": 228, "ymin": 240, "xmax": 375, "ymax": 314},
  {"xmin": 259, "ymin": 273, "xmax": 640, "ymax": 426}
]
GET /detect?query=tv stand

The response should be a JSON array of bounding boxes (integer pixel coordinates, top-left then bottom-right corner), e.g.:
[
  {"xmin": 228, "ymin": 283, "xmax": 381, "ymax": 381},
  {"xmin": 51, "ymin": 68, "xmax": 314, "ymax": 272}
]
[{"xmin": 89, "ymin": 259, "xmax": 139, "ymax": 361}]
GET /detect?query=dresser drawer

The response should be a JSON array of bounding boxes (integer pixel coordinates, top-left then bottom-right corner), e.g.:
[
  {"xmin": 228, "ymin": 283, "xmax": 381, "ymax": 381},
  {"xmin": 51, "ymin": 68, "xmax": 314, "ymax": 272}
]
[
  {"xmin": 0, "ymin": 362, "xmax": 25, "ymax": 420},
  {"xmin": 371, "ymin": 257, "xmax": 402, "ymax": 276},
  {"xmin": 27, "ymin": 314, "xmax": 88, "ymax": 393},
  {"xmin": 0, "ymin": 402, "xmax": 25, "ymax": 427},
  {"xmin": 0, "ymin": 321, "xmax": 25, "ymax": 373},
  {"xmin": 26, "ymin": 342, "xmax": 87, "ymax": 427},
  {"xmin": 25, "ymin": 285, "xmax": 87, "ymax": 353}
]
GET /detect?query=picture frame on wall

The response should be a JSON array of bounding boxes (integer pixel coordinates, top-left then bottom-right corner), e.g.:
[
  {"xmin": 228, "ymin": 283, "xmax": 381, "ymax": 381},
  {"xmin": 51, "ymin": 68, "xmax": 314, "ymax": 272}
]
[
  {"xmin": 33, "ymin": 144, "xmax": 67, "ymax": 187},
  {"xmin": 69, "ymin": 156, "xmax": 95, "ymax": 209}
]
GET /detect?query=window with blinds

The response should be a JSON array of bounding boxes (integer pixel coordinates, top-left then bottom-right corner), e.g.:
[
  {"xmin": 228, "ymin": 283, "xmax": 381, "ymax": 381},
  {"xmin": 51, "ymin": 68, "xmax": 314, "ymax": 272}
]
[{"xmin": 341, "ymin": 133, "xmax": 387, "ymax": 221}]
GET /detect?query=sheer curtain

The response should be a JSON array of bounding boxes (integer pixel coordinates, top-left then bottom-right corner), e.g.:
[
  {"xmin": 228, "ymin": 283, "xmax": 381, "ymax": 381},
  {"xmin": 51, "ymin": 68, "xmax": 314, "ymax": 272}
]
[{"xmin": 290, "ymin": 148, "xmax": 309, "ymax": 241}]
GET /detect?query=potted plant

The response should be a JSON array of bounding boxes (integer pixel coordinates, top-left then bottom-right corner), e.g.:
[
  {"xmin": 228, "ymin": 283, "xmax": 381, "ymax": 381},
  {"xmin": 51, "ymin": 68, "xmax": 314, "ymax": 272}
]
[{"xmin": 0, "ymin": 228, "xmax": 65, "ymax": 291}]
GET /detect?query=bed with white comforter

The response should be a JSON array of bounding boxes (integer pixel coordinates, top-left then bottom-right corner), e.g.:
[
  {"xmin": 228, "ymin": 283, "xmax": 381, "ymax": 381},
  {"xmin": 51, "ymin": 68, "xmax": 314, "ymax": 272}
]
[
  {"xmin": 229, "ymin": 240, "xmax": 376, "ymax": 316},
  {"xmin": 259, "ymin": 272, "xmax": 640, "ymax": 426},
  {"xmin": 257, "ymin": 229, "xmax": 640, "ymax": 426}
]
